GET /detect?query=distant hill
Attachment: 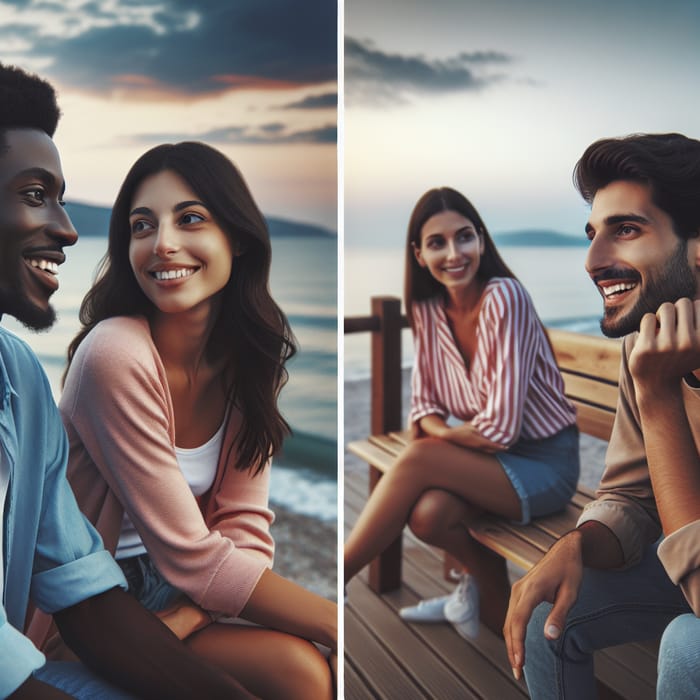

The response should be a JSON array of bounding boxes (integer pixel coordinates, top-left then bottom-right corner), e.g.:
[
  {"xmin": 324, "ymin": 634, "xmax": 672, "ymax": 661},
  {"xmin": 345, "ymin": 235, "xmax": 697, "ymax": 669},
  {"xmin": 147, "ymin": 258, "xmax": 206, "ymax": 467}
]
[
  {"xmin": 493, "ymin": 229, "xmax": 586, "ymax": 247},
  {"xmin": 64, "ymin": 201, "xmax": 335, "ymax": 239}
]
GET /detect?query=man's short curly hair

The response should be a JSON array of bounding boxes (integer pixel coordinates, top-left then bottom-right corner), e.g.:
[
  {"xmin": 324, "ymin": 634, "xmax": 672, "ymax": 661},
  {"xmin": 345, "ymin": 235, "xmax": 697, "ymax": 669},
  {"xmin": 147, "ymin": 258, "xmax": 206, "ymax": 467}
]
[{"xmin": 0, "ymin": 63, "xmax": 60, "ymax": 150}]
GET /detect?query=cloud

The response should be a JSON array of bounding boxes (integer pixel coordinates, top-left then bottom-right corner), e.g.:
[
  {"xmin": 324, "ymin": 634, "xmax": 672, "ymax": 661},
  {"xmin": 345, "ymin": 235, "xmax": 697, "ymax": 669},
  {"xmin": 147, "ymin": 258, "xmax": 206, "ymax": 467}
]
[
  {"xmin": 0, "ymin": 0, "xmax": 336, "ymax": 98},
  {"xmin": 345, "ymin": 37, "xmax": 519, "ymax": 105},
  {"xmin": 280, "ymin": 92, "xmax": 337, "ymax": 110},
  {"xmin": 127, "ymin": 123, "xmax": 337, "ymax": 145}
]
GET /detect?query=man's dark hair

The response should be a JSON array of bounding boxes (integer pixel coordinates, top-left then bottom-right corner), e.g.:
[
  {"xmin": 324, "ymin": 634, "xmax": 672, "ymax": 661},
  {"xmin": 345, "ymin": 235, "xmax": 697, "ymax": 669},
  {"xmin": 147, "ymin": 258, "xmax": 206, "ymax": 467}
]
[
  {"xmin": 574, "ymin": 133, "xmax": 700, "ymax": 238},
  {"xmin": 0, "ymin": 62, "xmax": 60, "ymax": 150}
]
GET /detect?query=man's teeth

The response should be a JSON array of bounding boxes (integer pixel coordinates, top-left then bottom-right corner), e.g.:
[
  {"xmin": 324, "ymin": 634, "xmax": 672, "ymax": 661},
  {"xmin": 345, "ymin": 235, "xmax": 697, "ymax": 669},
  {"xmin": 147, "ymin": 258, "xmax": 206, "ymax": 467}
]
[
  {"xmin": 152, "ymin": 268, "xmax": 195, "ymax": 281},
  {"xmin": 602, "ymin": 282, "xmax": 637, "ymax": 297},
  {"xmin": 28, "ymin": 258, "xmax": 58, "ymax": 275}
]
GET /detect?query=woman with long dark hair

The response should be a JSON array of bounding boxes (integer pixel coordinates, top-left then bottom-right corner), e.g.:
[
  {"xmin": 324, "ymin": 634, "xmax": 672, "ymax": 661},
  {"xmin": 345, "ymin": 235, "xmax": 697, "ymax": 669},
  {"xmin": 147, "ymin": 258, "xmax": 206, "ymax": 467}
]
[
  {"xmin": 39, "ymin": 142, "xmax": 336, "ymax": 698},
  {"xmin": 344, "ymin": 187, "xmax": 579, "ymax": 636}
]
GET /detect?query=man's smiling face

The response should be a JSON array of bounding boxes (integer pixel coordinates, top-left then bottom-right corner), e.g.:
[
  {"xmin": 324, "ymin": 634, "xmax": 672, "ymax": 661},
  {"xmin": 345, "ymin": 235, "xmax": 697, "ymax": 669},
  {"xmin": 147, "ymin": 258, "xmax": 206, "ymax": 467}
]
[
  {"xmin": 585, "ymin": 180, "xmax": 698, "ymax": 338},
  {"xmin": 0, "ymin": 128, "xmax": 77, "ymax": 330}
]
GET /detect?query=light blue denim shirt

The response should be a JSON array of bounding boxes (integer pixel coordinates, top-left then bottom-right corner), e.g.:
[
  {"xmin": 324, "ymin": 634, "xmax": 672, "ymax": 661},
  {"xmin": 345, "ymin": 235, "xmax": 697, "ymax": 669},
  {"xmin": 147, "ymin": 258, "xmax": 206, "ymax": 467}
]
[{"xmin": 0, "ymin": 326, "xmax": 125, "ymax": 698}]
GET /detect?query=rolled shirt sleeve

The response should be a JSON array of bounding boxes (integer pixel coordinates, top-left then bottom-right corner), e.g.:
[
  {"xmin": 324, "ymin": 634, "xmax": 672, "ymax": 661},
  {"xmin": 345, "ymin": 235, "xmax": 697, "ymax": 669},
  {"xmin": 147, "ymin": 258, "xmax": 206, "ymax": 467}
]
[
  {"xmin": 577, "ymin": 334, "xmax": 662, "ymax": 566},
  {"xmin": 0, "ymin": 330, "xmax": 124, "ymax": 695},
  {"xmin": 30, "ymin": 384, "xmax": 126, "ymax": 612},
  {"xmin": 0, "ymin": 607, "xmax": 45, "ymax": 697},
  {"xmin": 409, "ymin": 302, "xmax": 449, "ymax": 425}
]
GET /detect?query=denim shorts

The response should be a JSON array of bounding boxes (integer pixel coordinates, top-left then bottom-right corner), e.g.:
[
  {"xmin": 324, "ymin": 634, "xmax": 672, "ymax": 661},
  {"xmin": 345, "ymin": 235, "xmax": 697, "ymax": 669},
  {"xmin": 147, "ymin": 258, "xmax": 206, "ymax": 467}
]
[
  {"xmin": 118, "ymin": 553, "xmax": 183, "ymax": 613},
  {"xmin": 496, "ymin": 424, "xmax": 580, "ymax": 525}
]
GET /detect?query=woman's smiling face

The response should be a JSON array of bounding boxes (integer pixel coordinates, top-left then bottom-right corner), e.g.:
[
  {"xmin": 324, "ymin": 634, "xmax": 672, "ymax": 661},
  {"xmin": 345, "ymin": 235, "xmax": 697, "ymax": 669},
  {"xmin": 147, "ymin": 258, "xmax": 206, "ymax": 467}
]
[
  {"xmin": 128, "ymin": 169, "xmax": 235, "ymax": 317},
  {"xmin": 414, "ymin": 209, "xmax": 484, "ymax": 293}
]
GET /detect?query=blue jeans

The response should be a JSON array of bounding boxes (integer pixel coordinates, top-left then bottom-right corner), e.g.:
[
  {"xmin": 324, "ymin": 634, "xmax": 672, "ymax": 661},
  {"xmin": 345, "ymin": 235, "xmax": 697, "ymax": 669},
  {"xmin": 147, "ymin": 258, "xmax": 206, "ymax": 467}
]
[
  {"xmin": 657, "ymin": 614, "xmax": 700, "ymax": 699},
  {"xmin": 34, "ymin": 661, "xmax": 135, "ymax": 699},
  {"xmin": 524, "ymin": 544, "xmax": 691, "ymax": 699},
  {"xmin": 118, "ymin": 552, "xmax": 182, "ymax": 612}
]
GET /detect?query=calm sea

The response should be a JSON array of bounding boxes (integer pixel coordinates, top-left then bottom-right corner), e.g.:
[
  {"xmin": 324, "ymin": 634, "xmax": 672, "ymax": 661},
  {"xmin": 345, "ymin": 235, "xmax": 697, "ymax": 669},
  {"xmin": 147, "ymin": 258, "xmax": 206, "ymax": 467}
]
[
  {"xmin": 345, "ymin": 245, "xmax": 606, "ymax": 379},
  {"xmin": 6, "ymin": 235, "xmax": 338, "ymax": 521}
]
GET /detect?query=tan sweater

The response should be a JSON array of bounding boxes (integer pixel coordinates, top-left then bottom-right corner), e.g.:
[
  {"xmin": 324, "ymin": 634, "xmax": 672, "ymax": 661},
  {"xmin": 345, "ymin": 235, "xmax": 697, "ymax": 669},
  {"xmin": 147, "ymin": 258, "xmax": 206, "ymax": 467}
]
[{"xmin": 578, "ymin": 332, "xmax": 700, "ymax": 615}]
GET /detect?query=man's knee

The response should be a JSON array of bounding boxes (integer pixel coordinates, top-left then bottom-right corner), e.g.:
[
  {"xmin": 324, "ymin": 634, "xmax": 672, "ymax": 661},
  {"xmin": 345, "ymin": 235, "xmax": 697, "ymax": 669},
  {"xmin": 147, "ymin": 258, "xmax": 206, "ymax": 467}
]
[
  {"xmin": 525, "ymin": 601, "xmax": 554, "ymax": 657},
  {"xmin": 658, "ymin": 614, "xmax": 700, "ymax": 697}
]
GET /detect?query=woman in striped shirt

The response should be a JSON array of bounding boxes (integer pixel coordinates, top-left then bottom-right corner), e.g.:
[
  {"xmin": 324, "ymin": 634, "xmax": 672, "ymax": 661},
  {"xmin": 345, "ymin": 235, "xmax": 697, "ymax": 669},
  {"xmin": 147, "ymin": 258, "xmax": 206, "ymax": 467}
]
[{"xmin": 344, "ymin": 187, "xmax": 579, "ymax": 637}]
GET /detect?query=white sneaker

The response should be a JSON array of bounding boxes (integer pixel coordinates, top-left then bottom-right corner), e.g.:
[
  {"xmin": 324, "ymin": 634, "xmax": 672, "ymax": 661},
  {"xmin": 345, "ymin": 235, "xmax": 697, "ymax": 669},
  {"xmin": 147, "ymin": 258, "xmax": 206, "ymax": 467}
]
[
  {"xmin": 399, "ymin": 594, "xmax": 451, "ymax": 622},
  {"xmin": 444, "ymin": 574, "xmax": 480, "ymax": 639}
]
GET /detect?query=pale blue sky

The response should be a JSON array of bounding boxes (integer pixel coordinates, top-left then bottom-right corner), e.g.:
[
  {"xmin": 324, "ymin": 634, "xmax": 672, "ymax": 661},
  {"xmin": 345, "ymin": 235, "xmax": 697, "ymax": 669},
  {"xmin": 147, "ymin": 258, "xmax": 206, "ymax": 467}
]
[{"xmin": 344, "ymin": 0, "xmax": 700, "ymax": 247}]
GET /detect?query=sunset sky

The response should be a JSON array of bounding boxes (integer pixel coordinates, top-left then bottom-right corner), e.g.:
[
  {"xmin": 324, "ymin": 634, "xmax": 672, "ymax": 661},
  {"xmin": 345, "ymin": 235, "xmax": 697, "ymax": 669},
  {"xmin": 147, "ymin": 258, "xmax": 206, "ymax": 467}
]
[
  {"xmin": 0, "ymin": 0, "xmax": 337, "ymax": 230},
  {"xmin": 344, "ymin": 0, "xmax": 700, "ymax": 247}
]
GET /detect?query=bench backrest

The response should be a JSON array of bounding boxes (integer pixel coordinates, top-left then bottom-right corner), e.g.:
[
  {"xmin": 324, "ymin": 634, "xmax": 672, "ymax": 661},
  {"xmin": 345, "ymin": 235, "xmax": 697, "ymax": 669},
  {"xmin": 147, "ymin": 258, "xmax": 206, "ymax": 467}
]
[{"xmin": 547, "ymin": 329, "xmax": 621, "ymax": 441}]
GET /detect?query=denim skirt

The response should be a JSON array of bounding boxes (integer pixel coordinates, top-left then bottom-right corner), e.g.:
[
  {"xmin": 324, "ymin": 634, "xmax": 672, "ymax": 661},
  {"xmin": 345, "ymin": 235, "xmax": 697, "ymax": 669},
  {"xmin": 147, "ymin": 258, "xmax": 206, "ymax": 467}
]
[
  {"xmin": 118, "ymin": 552, "xmax": 183, "ymax": 612},
  {"xmin": 496, "ymin": 424, "xmax": 580, "ymax": 525}
]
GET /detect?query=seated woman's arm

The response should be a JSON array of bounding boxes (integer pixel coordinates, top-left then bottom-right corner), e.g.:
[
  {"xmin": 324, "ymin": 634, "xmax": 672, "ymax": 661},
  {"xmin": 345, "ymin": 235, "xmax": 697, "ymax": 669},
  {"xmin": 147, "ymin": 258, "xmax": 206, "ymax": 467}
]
[
  {"xmin": 240, "ymin": 570, "xmax": 337, "ymax": 652},
  {"xmin": 417, "ymin": 414, "xmax": 506, "ymax": 453},
  {"xmin": 62, "ymin": 321, "xmax": 273, "ymax": 617},
  {"xmin": 64, "ymin": 319, "xmax": 334, "ymax": 647}
]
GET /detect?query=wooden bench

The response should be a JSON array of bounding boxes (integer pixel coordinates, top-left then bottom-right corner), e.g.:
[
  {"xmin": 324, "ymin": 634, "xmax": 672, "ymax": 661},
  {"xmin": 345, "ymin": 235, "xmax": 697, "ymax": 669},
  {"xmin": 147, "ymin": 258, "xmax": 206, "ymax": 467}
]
[{"xmin": 345, "ymin": 296, "xmax": 658, "ymax": 699}]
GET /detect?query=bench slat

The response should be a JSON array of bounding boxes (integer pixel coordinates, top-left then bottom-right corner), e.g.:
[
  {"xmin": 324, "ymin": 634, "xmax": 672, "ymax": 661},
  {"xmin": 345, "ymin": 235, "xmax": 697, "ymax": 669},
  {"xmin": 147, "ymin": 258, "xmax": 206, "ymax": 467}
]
[
  {"xmin": 548, "ymin": 328, "xmax": 622, "ymax": 382},
  {"xmin": 561, "ymin": 371, "xmax": 619, "ymax": 411},
  {"xmin": 570, "ymin": 400, "xmax": 616, "ymax": 441}
]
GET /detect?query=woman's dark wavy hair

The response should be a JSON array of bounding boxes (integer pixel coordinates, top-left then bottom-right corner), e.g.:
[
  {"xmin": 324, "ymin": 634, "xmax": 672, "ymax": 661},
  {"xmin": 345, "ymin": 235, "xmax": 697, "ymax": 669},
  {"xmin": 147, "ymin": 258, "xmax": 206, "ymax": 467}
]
[
  {"xmin": 574, "ymin": 132, "xmax": 700, "ymax": 239},
  {"xmin": 66, "ymin": 141, "xmax": 296, "ymax": 476},
  {"xmin": 404, "ymin": 187, "xmax": 517, "ymax": 328}
]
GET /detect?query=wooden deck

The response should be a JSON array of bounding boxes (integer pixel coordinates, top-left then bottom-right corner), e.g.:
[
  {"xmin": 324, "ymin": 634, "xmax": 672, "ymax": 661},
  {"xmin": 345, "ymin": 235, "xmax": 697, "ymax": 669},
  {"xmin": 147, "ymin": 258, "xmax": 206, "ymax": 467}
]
[
  {"xmin": 344, "ymin": 462, "xmax": 659, "ymax": 699},
  {"xmin": 344, "ymin": 463, "xmax": 530, "ymax": 699}
]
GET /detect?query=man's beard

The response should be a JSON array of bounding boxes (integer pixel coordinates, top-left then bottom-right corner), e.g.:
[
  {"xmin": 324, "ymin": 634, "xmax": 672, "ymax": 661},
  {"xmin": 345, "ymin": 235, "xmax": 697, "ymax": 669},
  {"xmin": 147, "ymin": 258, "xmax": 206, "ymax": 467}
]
[
  {"xmin": 0, "ymin": 286, "xmax": 56, "ymax": 331},
  {"xmin": 598, "ymin": 239, "xmax": 697, "ymax": 338}
]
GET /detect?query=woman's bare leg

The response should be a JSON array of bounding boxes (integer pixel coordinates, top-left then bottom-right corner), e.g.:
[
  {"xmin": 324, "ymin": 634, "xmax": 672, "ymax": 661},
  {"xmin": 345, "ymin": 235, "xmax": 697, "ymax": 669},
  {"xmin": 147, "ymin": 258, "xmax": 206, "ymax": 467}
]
[
  {"xmin": 344, "ymin": 437, "xmax": 520, "ymax": 633},
  {"xmin": 408, "ymin": 489, "xmax": 512, "ymax": 633},
  {"xmin": 186, "ymin": 624, "xmax": 333, "ymax": 700},
  {"xmin": 345, "ymin": 437, "xmax": 520, "ymax": 581}
]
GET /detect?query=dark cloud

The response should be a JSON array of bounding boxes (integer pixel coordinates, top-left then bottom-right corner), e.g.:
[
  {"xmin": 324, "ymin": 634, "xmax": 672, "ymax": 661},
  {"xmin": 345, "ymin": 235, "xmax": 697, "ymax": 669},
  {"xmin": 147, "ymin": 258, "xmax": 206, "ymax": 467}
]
[
  {"xmin": 4, "ymin": 0, "xmax": 336, "ymax": 98},
  {"xmin": 128, "ymin": 123, "xmax": 336, "ymax": 145},
  {"xmin": 281, "ymin": 92, "xmax": 337, "ymax": 109},
  {"xmin": 345, "ymin": 37, "xmax": 519, "ymax": 105}
]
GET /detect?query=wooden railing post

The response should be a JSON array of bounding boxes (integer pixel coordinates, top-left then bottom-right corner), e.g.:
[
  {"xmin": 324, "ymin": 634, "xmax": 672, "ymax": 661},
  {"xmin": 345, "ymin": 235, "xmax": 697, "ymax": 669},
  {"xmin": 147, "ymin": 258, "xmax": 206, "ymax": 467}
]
[
  {"xmin": 368, "ymin": 296, "xmax": 403, "ymax": 592},
  {"xmin": 370, "ymin": 296, "xmax": 403, "ymax": 435}
]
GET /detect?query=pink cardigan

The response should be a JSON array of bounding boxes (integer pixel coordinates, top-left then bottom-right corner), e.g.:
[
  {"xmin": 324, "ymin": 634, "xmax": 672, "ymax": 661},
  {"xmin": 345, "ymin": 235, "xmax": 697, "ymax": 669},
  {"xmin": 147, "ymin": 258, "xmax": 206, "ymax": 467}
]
[
  {"xmin": 66, "ymin": 316, "xmax": 274, "ymax": 611},
  {"xmin": 28, "ymin": 316, "xmax": 275, "ymax": 654}
]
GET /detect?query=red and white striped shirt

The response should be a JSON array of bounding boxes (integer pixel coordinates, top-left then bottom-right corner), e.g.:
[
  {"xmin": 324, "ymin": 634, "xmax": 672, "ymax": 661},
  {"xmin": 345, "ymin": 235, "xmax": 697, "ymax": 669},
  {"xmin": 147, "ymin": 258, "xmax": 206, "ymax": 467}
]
[{"xmin": 410, "ymin": 277, "xmax": 576, "ymax": 447}]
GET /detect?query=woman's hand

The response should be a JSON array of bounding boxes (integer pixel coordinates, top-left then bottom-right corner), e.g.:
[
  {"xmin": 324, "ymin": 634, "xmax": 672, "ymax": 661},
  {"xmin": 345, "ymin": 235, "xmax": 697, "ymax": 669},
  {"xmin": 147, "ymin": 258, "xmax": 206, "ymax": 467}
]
[
  {"xmin": 443, "ymin": 423, "xmax": 504, "ymax": 452},
  {"xmin": 242, "ymin": 569, "xmax": 337, "ymax": 651},
  {"xmin": 417, "ymin": 414, "xmax": 504, "ymax": 452},
  {"xmin": 155, "ymin": 597, "xmax": 212, "ymax": 640}
]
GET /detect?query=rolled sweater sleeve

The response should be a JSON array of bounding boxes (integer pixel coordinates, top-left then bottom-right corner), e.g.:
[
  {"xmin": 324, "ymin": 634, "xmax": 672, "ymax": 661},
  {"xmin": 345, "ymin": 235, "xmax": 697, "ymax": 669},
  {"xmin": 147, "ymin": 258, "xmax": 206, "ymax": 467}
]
[
  {"xmin": 577, "ymin": 333, "xmax": 661, "ymax": 567},
  {"xmin": 657, "ymin": 521, "xmax": 700, "ymax": 616},
  {"xmin": 62, "ymin": 318, "xmax": 273, "ymax": 618}
]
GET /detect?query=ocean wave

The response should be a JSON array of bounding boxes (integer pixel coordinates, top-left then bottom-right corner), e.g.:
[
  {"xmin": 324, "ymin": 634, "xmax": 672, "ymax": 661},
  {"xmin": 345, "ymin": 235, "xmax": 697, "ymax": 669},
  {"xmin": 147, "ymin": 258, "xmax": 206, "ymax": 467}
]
[{"xmin": 280, "ymin": 429, "xmax": 337, "ymax": 475}]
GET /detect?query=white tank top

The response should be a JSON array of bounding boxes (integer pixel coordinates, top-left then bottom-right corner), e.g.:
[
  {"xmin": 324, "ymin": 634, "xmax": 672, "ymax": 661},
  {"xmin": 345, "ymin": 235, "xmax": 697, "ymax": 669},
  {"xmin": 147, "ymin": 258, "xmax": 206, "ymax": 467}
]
[{"xmin": 115, "ymin": 417, "xmax": 226, "ymax": 560}]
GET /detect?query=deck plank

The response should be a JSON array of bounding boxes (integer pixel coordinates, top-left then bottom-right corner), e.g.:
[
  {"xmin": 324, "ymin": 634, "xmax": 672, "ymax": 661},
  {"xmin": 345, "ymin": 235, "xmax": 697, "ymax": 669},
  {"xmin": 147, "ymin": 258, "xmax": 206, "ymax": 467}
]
[
  {"xmin": 345, "ymin": 464, "xmax": 656, "ymax": 699},
  {"xmin": 345, "ymin": 465, "xmax": 529, "ymax": 699}
]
